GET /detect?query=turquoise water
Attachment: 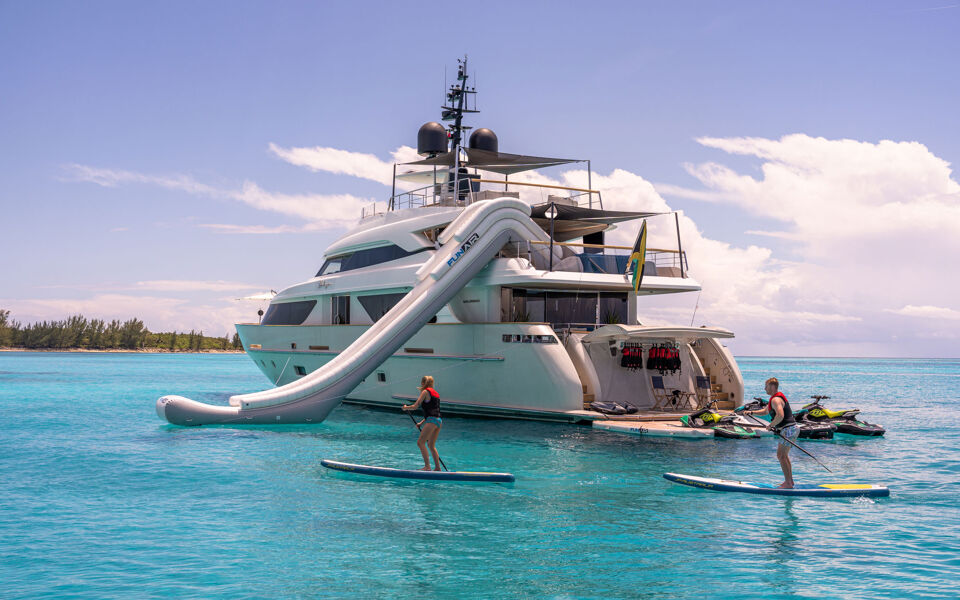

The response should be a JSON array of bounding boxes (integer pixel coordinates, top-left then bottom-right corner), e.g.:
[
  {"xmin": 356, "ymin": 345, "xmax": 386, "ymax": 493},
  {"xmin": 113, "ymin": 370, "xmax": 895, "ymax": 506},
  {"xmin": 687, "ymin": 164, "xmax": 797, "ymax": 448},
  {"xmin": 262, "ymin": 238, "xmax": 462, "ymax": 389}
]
[{"xmin": 1, "ymin": 353, "xmax": 958, "ymax": 599}]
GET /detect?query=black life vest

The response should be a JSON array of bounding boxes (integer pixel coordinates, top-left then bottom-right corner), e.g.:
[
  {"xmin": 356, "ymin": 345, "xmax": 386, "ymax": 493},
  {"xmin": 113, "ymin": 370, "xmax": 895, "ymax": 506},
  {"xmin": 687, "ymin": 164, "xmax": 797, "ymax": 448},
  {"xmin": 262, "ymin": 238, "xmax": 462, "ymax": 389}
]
[
  {"xmin": 422, "ymin": 387, "xmax": 441, "ymax": 418},
  {"xmin": 768, "ymin": 392, "xmax": 796, "ymax": 430}
]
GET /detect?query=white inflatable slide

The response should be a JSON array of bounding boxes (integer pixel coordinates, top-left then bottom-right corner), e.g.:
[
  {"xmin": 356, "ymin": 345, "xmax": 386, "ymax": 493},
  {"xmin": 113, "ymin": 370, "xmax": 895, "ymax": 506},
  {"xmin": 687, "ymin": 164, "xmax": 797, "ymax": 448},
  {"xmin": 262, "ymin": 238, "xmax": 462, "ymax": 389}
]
[{"xmin": 156, "ymin": 198, "xmax": 548, "ymax": 425}]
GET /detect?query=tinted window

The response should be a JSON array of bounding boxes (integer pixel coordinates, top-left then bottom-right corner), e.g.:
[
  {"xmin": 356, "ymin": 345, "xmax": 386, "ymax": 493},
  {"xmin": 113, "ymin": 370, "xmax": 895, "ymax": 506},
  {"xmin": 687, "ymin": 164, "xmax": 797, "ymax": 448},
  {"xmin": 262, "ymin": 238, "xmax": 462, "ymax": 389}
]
[
  {"xmin": 261, "ymin": 300, "xmax": 317, "ymax": 325},
  {"xmin": 599, "ymin": 292, "xmax": 628, "ymax": 324},
  {"xmin": 316, "ymin": 245, "xmax": 424, "ymax": 277},
  {"xmin": 545, "ymin": 292, "xmax": 597, "ymax": 325},
  {"xmin": 358, "ymin": 293, "xmax": 406, "ymax": 322},
  {"xmin": 317, "ymin": 257, "xmax": 343, "ymax": 276},
  {"xmin": 503, "ymin": 289, "xmax": 625, "ymax": 326}
]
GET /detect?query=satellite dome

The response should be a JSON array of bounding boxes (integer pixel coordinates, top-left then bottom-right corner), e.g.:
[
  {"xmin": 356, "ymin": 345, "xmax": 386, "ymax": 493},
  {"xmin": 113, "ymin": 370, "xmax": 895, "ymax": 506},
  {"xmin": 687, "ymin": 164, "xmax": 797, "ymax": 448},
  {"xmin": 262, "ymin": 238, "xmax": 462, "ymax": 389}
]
[
  {"xmin": 469, "ymin": 128, "xmax": 498, "ymax": 153},
  {"xmin": 417, "ymin": 122, "xmax": 448, "ymax": 156}
]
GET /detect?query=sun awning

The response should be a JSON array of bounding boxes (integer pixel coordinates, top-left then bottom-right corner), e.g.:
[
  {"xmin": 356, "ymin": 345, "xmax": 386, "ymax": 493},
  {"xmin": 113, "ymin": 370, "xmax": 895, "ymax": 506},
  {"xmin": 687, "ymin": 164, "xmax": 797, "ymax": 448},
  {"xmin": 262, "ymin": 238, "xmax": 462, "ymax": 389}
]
[
  {"xmin": 529, "ymin": 203, "xmax": 660, "ymax": 224},
  {"xmin": 528, "ymin": 204, "xmax": 663, "ymax": 242},
  {"xmin": 582, "ymin": 325, "xmax": 735, "ymax": 343},
  {"xmin": 463, "ymin": 148, "xmax": 581, "ymax": 174},
  {"xmin": 402, "ymin": 148, "xmax": 581, "ymax": 175}
]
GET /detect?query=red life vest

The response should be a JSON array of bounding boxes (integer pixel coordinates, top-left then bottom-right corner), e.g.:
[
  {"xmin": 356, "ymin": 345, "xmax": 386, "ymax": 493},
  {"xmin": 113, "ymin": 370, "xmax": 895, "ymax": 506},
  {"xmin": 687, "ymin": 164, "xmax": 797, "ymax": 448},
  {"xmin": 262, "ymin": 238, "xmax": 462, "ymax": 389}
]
[{"xmin": 768, "ymin": 392, "xmax": 796, "ymax": 428}]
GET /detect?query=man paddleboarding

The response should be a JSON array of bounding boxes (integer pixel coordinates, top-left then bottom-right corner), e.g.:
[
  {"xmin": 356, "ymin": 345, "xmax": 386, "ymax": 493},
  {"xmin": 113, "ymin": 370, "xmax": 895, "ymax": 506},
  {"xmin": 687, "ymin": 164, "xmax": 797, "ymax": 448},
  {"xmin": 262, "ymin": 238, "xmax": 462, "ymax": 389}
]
[
  {"xmin": 402, "ymin": 376, "xmax": 443, "ymax": 471},
  {"xmin": 746, "ymin": 377, "xmax": 799, "ymax": 488}
]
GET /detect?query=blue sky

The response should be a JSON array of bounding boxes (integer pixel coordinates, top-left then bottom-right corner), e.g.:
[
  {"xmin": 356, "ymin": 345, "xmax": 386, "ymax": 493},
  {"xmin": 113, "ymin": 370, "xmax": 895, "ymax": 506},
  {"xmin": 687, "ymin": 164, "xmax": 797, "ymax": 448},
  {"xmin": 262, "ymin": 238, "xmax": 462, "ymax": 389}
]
[{"xmin": 1, "ymin": 1, "xmax": 958, "ymax": 356}]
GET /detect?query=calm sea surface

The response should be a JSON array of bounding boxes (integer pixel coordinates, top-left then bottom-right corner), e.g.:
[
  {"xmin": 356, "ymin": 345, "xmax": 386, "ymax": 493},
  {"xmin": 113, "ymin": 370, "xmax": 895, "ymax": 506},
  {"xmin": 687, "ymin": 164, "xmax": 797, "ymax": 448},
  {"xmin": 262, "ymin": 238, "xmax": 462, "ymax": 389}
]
[{"xmin": 1, "ymin": 352, "xmax": 958, "ymax": 599}]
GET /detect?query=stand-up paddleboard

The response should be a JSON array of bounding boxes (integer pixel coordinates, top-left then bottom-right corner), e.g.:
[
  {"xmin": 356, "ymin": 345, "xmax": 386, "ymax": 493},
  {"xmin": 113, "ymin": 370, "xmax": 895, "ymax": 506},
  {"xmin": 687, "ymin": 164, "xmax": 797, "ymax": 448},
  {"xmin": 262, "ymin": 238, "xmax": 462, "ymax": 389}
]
[
  {"xmin": 663, "ymin": 473, "xmax": 889, "ymax": 497},
  {"xmin": 321, "ymin": 459, "xmax": 515, "ymax": 483}
]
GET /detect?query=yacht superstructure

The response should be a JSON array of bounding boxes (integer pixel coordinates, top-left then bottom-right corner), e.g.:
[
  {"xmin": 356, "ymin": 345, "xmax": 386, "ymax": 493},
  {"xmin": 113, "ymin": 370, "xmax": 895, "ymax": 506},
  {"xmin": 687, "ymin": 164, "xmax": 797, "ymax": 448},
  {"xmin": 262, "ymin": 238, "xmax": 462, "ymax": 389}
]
[{"xmin": 157, "ymin": 57, "xmax": 743, "ymax": 426}]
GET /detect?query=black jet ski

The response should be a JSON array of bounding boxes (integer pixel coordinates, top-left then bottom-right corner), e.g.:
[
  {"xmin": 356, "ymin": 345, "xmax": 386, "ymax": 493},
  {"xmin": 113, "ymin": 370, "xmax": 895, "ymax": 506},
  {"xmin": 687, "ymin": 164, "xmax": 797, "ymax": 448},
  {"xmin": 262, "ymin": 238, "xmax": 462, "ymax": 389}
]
[
  {"xmin": 799, "ymin": 396, "xmax": 885, "ymax": 436},
  {"xmin": 590, "ymin": 401, "xmax": 639, "ymax": 415},
  {"xmin": 735, "ymin": 398, "xmax": 836, "ymax": 440},
  {"xmin": 681, "ymin": 406, "xmax": 761, "ymax": 439}
]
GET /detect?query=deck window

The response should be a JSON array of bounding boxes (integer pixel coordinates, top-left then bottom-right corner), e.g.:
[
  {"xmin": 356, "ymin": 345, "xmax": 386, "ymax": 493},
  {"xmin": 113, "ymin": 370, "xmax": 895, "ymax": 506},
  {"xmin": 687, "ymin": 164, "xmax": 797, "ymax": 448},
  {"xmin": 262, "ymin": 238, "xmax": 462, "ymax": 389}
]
[
  {"xmin": 316, "ymin": 245, "xmax": 426, "ymax": 277},
  {"xmin": 502, "ymin": 289, "xmax": 627, "ymax": 327},
  {"xmin": 294, "ymin": 365, "xmax": 306, "ymax": 376},
  {"xmin": 331, "ymin": 295, "xmax": 350, "ymax": 325},
  {"xmin": 261, "ymin": 300, "xmax": 317, "ymax": 326},
  {"xmin": 598, "ymin": 292, "xmax": 628, "ymax": 325},
  {"xmin": 316, "ymin": 256, "xmax": 344, "ymax": 276},
  {"xmin": 358, "ymin": 292, "xmax": 407, "ymax": 322}
]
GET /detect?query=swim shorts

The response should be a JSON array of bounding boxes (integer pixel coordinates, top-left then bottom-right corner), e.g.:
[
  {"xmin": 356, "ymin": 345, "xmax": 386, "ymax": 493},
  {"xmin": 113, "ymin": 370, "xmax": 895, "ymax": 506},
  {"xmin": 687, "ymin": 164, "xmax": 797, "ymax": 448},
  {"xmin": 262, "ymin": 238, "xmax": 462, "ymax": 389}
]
[{"xmin": 777, "ymin": 424, "xmax": 799, "ymax": 448}]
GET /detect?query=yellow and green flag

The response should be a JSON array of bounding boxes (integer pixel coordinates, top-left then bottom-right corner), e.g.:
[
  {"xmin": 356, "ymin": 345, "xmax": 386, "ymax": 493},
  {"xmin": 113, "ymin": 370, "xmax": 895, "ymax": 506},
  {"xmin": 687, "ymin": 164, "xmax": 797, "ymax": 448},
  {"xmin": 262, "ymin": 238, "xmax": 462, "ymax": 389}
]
[{"xmin": 627, "ymin": 220, "xmax": 647, "ymax": 293}]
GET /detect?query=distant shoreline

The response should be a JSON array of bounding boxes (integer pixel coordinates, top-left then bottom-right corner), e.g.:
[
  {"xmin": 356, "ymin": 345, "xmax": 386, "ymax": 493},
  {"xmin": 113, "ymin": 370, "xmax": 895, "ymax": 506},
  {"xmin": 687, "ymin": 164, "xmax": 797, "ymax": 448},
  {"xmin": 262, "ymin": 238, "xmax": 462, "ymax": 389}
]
[{"xmin": 0, "ymin": 347, "xmax": 244, "ymax": 354}]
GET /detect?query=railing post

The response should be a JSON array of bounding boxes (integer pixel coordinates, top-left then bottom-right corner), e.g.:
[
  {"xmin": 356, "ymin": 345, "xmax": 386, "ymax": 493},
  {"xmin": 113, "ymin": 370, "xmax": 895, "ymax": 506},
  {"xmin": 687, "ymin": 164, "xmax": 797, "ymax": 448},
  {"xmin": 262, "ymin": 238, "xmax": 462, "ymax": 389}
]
[
  {"xmin": 548, "ymin": 202, "xmax": 556, "ymax": 272},
  {"xmin": 674, "ymin": 212, "xmax": 685, "ymax": 278},
  {"xmin": 587, "ymin": 160, "xmax": 592, "ymax": 209},
  {"xmin": 389, "ymin": 163, "xmax": 396, "ymax": 211}
]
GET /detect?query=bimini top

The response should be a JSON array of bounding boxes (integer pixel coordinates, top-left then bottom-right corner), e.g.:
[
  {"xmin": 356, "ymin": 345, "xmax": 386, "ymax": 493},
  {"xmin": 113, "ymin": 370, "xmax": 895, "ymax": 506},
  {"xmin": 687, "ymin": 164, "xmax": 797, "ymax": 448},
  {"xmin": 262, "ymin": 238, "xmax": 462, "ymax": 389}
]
[
  {"xmin": 530, "ymin": 203, "xmax": 664, "ymax": 242},
  {"xmin": 582, "ymin": 325, "xmax": 735, "ymax": 343},
  {"xmin": 529, "ymin": 203, "xmax": 660, "ymax": 223},
  {"xmin": 404, "ymin": 147, "xmax": 581, "ymax": 175}
]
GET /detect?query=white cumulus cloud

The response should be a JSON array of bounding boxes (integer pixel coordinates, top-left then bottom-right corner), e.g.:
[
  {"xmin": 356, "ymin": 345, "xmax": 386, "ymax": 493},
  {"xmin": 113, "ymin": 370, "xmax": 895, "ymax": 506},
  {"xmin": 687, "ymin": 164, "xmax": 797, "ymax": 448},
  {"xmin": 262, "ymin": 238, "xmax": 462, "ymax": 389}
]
[
  {"xmin": 64, "ymin": 165, "xmax": 371, "ymax": 232},
  {"xmin": 885, "ymin": 305, "xmax": 960, "ymax": 321},
  {"xmin": 667, "ymin": 134, "xmax": 960, "ymax": 354}
]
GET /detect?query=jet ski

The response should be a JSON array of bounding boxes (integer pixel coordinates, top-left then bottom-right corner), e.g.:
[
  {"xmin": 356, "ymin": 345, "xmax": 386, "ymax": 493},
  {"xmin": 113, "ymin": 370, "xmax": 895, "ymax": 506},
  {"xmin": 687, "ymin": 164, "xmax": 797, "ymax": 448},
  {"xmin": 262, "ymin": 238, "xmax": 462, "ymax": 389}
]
[
  {"xmin": 590, "ymin": 401, "xmax": 639, "ymax": 416},
  {"xmin": 735, "ymin": 398, "xmax": 836, "ymax": 440},
  {"xmin": 799, "ymin": 396, "xmax": 885, "ymax": 436},
  {"xmin": 680, "ymin": 406, "xmax": 761, "ymax": 439}
]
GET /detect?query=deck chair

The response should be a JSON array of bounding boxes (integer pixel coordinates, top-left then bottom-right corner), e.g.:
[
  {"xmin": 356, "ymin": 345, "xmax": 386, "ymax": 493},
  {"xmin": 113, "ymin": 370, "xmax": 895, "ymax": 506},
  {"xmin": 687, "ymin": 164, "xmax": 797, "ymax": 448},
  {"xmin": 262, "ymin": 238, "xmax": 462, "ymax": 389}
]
[
  {"xmin": 694, "ymin": 376, "xmax": 712, "ymax": 409},
  {"xmin": 651, "ymin": 376, "xmax": 696, "ymax": 411}
]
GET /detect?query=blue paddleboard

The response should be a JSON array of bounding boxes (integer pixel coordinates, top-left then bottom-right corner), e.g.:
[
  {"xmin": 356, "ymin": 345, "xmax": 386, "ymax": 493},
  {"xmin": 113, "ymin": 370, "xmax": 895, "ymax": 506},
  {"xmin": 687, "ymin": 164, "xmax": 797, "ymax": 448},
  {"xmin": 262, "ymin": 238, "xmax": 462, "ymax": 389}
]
[
  {"xmin": 663, "ymin": 472, "xmax": 889, "ymax": 497},
  {"xmin": 321, "ymin": 459, "xmax": 515, "ymax": 483}
]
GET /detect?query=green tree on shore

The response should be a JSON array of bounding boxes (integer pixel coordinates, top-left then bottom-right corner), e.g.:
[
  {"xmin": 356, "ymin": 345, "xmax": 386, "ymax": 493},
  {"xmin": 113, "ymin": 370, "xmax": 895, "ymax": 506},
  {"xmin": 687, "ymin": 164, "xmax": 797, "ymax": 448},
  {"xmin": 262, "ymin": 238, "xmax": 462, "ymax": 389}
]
[
  {"xmin": 0, "ymin": 309, "xmax": 243, "ymax": 352},
  {"xmin": 0, "ymin": 309, "xmax": 14, "ymax": 347}
]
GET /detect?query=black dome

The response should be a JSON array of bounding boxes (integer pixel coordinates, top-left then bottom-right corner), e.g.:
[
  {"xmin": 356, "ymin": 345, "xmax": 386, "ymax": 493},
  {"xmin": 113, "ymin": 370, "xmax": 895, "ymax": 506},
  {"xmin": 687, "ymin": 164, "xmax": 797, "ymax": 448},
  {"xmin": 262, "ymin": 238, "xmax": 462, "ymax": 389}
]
[
  {"xmin": 417, "ymin": 122, "xmax": 448, "ymax": 156},
  {"xmin": 469, "ymin": 128, "xmax": 498, "ymax": 153}
]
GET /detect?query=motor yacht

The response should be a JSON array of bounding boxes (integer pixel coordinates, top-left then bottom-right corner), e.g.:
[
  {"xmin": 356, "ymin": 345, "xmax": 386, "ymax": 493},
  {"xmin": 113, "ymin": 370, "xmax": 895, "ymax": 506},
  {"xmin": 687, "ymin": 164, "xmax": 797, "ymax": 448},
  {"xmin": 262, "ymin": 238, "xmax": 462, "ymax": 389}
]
[{"xmin": 156, "ymin": 57, "xmax": 744, "ymax": 426}]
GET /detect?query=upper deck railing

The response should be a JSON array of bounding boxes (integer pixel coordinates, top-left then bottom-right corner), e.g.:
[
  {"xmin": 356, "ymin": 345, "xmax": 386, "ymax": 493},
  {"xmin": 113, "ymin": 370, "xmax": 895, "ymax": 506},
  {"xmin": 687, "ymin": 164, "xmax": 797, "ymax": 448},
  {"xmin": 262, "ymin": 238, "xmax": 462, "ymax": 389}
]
[
  {"xmin": 361, "ymin": 178, "xmax": 603, "ymax": 219},
  {"xmin": 521, "ymin": 240, "xmax": 689, "ymax": 278}
]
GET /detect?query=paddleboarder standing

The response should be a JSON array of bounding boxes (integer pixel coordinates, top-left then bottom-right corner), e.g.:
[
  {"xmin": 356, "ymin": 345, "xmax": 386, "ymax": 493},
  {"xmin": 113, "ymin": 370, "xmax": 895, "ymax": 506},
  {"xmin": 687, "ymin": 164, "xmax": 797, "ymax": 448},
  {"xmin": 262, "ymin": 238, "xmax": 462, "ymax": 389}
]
[
  {"xmin": 402, "ymin": 376, "xmax": 443, "ymax": 471},
  {"xmin": 746, "ymin": 377, "xmax": 799, "ymax": 489}
]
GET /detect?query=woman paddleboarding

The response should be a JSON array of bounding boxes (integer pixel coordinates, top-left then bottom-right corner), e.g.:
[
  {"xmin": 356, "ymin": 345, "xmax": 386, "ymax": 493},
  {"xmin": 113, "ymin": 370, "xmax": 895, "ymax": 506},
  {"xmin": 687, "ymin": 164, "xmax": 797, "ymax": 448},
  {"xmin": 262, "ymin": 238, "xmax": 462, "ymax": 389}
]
[{"xmin": 402, "ymin": 376, "xmax": 443, "ymax": 471}]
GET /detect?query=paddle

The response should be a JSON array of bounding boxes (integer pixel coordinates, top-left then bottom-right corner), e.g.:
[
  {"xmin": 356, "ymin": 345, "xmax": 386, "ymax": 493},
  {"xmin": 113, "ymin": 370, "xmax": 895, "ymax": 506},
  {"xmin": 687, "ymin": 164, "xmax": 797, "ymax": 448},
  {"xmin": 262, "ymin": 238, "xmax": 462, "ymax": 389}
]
[
  {"xmin": 406, "ymin": 412, "xmax": 449, "ymax": 472},
  {"xmin": 743, "ymin": 412, "xmax": 833, "ymax": 473}
]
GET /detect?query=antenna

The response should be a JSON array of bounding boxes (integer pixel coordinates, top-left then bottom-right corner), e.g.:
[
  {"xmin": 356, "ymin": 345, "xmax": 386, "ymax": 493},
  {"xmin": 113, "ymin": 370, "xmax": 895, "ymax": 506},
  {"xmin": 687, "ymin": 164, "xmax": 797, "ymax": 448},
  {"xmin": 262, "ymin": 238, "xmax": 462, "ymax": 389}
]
[
  {"xmin": 438, "ymin": 55, "xmax": 480, "ymax": 202},
  {"xmin": 441, "ymin": 54, "xmax": 479, "ymax": 152}
]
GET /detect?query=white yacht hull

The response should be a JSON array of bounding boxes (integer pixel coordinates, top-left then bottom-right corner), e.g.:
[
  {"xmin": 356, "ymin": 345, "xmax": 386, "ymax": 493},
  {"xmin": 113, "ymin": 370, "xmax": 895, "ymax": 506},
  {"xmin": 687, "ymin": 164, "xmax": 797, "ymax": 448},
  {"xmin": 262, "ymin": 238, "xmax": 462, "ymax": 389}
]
[{"xmin": 238, "ymin": 322, "xmax": 587, "ymax": 421}]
